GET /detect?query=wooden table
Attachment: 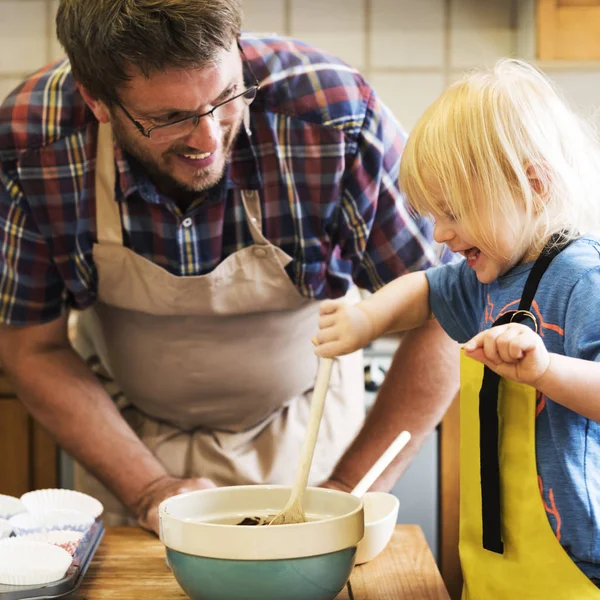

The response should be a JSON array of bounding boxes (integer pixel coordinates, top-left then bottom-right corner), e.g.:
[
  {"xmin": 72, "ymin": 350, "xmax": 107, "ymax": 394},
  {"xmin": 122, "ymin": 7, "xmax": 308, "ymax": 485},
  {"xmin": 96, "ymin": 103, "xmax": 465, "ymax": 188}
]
[{"xmin": 69, "ymin": 525, "xmax": 450, "ymax": 599}]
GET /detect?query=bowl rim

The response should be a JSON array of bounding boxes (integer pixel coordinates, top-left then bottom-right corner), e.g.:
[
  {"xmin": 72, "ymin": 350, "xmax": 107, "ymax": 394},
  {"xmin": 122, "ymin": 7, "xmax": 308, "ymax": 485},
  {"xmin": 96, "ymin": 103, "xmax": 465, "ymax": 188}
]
[
  {"xmin": 362, "ymin": 491, "xmax": 399, "ymax": 527},
  {"xmin": 159, "ymin": 484, "xmax": 363, "ymax": 529}
]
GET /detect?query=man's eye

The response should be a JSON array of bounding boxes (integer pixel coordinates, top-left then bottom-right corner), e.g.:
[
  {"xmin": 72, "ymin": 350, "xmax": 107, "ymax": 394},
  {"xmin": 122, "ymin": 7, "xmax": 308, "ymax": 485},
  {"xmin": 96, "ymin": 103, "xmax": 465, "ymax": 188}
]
[
  {"xmin": 219, "ymin": 85, "xmax": 238, "ymax": 102},
  {"xmin": 155, "ymin": 113, "xmax": 184, "ymax": 124}
]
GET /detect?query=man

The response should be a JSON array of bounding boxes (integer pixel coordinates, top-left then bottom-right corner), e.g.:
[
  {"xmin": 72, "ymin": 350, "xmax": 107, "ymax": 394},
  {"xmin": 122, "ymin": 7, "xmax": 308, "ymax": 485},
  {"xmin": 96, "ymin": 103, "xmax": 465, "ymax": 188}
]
[{"xmin": 0, "ymin": 0, "xmax": 458, "ymax": 532}]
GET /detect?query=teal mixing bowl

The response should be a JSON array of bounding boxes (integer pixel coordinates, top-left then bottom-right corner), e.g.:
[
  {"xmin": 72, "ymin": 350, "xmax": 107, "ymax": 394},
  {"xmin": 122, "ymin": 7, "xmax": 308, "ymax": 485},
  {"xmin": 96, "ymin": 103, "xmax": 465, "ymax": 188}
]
[{"xmin": 159, "ymin": 485, "xmax": 364, "ymax": 600}]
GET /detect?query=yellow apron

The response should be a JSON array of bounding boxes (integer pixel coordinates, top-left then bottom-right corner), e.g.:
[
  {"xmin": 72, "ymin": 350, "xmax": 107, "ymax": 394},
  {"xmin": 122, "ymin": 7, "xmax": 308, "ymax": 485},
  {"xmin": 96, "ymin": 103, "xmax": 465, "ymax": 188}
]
[
  {"xmin": 460, "ymin": 355, "xmax": 600, "ymax": 599},
  {"xmin": 459, "ymin": 233, "xmax": 600, "ymax": 599}
]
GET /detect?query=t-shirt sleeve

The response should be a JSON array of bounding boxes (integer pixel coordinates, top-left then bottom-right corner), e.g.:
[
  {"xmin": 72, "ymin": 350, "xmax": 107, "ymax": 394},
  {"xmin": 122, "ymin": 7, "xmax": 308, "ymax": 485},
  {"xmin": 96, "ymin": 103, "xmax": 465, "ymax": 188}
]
[
  {"xmin": 0, "ymin": 173, "xmax": 67, "ymax": 325},
  {"xmin": 426, "ymin": 259, "xmax": 484, "ymax": 343},
  {"xmin": 563, "ymin": 266, "xmax": 600, "ymax": 362}
]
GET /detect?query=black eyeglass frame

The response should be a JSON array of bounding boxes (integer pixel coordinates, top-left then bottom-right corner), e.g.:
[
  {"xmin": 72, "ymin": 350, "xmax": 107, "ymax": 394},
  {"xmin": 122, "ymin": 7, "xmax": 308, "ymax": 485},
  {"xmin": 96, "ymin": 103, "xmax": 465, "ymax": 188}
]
[{"xmin": 115, "ymin": 42, "xmax": 260, "ymax": 139}]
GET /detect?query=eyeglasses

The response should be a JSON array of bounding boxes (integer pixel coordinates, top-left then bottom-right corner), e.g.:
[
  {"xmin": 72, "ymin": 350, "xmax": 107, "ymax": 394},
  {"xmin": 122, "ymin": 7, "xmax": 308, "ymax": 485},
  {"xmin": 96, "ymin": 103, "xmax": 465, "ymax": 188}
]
[{"xmin": 115, "ymin": 43, "xmax": 260, "ymax": 143}]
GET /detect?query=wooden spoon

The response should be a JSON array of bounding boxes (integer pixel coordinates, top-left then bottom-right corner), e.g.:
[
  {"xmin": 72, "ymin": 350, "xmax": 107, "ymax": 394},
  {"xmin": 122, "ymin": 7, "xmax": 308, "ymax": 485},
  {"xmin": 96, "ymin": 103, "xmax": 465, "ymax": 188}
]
[
  {"xmin": 269, "ymin": 357, "xmax": 334, "ymax": 525},
  {"xmin": 351, "ymin": 430, "xmax": 411, "ymax": 497}
]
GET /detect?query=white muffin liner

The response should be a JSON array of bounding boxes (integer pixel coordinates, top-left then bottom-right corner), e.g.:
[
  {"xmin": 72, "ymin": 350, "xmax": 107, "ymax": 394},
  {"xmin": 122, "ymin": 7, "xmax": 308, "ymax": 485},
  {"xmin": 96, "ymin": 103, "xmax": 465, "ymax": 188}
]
[
  {"xmin": 0, "ymin": 518, "xmax": 13, "ymax": 540},
  {"xmin": 0, "ymin": 494, "xmax": 26, "ymax": 520},
  {"xmin": 0, "ymin": 538, "xmax": 72, "ymax": 585},
  {"xmin": 17, "ymin": 530, "xmax": 83, "ymax": 556},
  {"xmin": 9, "ymin": 509, "xmax": 94, "ymax": 535},
  {"xmin": 20, "ymin": 488, "xmax": 104, "ymax": 519}
]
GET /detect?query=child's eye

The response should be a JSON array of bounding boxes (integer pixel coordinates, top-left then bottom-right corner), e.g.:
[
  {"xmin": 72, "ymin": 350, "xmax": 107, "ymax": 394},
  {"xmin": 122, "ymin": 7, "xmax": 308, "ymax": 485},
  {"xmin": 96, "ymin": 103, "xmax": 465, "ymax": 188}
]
[{"xmin": 439, "ymin": 208, "xmax": 456, "ymax": 221}]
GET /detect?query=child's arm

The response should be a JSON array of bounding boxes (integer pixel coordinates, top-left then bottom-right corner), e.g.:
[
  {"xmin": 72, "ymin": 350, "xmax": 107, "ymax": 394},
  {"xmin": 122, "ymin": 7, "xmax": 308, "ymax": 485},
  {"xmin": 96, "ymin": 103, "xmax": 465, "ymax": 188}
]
[
  {"xmin": 464, "ymin": 323, "xmax": 600, "ymax": 422},
  {"xmin": 313, "ymin": 271, "xmax": 431, "ymax": 358}
]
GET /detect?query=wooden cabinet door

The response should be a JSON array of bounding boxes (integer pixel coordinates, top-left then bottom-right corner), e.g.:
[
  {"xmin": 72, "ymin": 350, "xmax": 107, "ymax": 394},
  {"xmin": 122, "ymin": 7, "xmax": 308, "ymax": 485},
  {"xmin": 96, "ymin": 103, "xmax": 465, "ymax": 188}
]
[
  {"xmin": 538, "ymin": 0, "xmax": 600, "ymax": 60},
  {"xmin": 439, "ymin": 393, "xmax": 462, "ymax": 600},
  {"xmin": 0, "ymin": 390, "xmax": 58, "ymax": 497},
  {"xmin": 0, "ymin": 398, "xmax": 30, "ymax": 496}
]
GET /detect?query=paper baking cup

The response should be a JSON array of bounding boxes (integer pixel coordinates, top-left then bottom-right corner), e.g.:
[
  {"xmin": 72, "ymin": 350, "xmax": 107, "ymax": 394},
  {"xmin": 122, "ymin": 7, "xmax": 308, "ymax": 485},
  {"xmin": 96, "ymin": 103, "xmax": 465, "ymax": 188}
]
[
  {"xmin": 21, "ymin": 488, "xmax": 104, "ymax": 518},
  {"xmin": 0, "ymin": 494, "xmax": 26, "ymax": 520},
  {"xmin": 0, "ymin": 538, "xmax": 72, "ymax": 585},
  {"xmin": 9, "ymin": 509, "xmax": 94, "ymax": 535},
  {"xmin": 17, "ymin": 530, "xmax": 83, "ymax": 556},
  {"xmin": 0, "ymin": 518, "xmax": 13, "ymax": 540}
]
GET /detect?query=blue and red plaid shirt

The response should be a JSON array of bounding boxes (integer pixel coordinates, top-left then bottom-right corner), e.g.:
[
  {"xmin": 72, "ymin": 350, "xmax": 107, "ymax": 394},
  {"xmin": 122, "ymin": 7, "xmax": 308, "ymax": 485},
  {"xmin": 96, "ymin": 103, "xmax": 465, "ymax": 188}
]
[{"xmin": 0, "ymin": 35, "xmax": 451, "ymax": 326}]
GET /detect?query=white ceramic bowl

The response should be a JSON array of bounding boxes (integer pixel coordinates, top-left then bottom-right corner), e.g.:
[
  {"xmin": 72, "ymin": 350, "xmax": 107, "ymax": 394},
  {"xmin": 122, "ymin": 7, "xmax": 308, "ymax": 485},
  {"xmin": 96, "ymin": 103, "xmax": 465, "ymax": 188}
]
[
  {"xmin": 159, "ymin": 485, "xmax": 364, "ymax": 600},
  {"xmin": 355, "ymin": 492, "xmax": 399, "ymax": 565}
]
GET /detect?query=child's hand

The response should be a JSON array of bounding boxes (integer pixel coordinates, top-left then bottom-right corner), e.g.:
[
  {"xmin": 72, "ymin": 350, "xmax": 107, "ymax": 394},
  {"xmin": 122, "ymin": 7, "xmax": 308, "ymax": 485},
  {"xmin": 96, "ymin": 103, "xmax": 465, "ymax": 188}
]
[
  {"xmin": 463, "ymin": 323, "xmax": 550, "ymax": 385},
  {"xmin": 312, "ymin": 299, "xmax": 375, "ymax": 358}
]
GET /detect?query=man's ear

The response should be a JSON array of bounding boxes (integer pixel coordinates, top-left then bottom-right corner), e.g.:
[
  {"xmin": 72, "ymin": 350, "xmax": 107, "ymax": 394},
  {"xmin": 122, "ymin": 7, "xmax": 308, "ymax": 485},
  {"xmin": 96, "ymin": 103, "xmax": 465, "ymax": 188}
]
[{"xmin": 77, "ymin": 84, "xmax": 111, "ymax": 123}]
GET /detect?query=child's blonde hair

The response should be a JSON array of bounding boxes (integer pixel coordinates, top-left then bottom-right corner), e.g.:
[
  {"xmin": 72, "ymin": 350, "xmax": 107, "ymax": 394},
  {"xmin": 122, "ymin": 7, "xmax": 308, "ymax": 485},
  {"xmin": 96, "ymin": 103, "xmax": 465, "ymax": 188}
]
[{"xmin": 400, "ymin": 59, "xmax": 600, "ymax": 258}]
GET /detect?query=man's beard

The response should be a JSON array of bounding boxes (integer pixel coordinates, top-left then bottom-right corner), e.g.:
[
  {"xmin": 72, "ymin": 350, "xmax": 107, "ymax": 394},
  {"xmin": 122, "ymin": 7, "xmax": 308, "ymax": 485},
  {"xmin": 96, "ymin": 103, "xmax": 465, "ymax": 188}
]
[{"xmin": 110, "ymin": 114, "xmax": 243, "ymax": 203}]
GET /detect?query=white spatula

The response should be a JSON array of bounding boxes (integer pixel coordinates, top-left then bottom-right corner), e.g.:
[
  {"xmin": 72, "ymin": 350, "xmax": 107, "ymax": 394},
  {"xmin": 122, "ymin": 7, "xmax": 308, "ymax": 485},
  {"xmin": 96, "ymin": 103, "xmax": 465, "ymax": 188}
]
[
  {"xmin": 269, "ymin": 357, "xmax": 334, "ymax": 525},
  {"xmin": 351, "ymin": 430, "xmax": 411, "ymax": 497}
]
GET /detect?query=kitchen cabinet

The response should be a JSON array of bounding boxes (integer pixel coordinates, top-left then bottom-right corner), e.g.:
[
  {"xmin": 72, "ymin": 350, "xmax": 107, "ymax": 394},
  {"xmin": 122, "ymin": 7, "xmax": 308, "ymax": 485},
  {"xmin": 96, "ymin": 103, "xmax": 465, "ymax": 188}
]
[
  {"xmin": 538, "ymin": 0, "xmax": 600, "ymax": 60},
  {"xmin": 440, "ymin": 393, "xmax": 461, "ymax": 600},
  {"xmin": 0, "ymin": 369, "xmax": 58, "ymax": 497}
]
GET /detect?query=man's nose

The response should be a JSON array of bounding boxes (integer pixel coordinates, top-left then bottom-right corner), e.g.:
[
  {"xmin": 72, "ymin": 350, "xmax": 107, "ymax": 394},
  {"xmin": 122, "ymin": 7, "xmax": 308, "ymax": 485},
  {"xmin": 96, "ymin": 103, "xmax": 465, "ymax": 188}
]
[{"xmin": 183, "ymin": 112, "xmax": 220, "ymax": 151}]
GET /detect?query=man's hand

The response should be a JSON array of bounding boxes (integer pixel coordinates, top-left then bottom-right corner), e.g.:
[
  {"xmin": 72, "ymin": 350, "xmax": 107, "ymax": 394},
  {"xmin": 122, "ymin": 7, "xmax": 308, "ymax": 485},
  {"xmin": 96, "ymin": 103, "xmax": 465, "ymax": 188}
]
[
  {"xmin": 463, "ymin": 323, "xmax": 550, "ymax": 386},
  {"xmin": 133, "ymin": 475, "xmax": 217, "ymax": 534},
  {"xmin": 312, "ymin": 300, "xmax": 375, "ymax": 358}
]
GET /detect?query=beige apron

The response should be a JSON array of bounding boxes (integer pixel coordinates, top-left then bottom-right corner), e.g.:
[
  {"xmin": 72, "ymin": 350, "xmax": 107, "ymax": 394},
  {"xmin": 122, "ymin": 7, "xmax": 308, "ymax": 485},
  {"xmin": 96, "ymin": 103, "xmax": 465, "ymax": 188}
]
[{"xmin": 72, "ymin": 123, "xmax": 365, "ymax": 525}]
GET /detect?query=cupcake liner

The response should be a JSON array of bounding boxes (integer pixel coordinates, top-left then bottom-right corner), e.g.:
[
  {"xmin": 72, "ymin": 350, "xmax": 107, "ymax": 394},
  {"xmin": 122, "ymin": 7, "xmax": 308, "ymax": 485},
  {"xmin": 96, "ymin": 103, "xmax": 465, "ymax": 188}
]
[
  {"xmin": 0, "ymin": 494, "xmax": 26, "ymax": 520},
  {"xmin": 0, "ymin": 538, "xmax": 72, "ymax": 585},
  {"xmin": 21, "ymin": 488, "xmax": 104, "ymax": 519},
  {"xmin": 9, "ymin": 509, "xmax": 95, "ymax": 535},
  {"xmin": 0, "ymin": 518, "xmax": 13, "ymax": 540},
  {"xmin": 17, "ymin": 530, "xmax": 83, "ymax": 556}
]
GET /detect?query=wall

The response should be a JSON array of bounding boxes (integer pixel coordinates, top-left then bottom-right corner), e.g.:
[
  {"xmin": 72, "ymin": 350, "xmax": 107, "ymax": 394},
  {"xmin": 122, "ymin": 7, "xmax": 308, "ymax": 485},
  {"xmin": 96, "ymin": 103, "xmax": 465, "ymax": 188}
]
[{"xmin": 1, "ymin": 0, "xmax": 599, "ymax": 128}]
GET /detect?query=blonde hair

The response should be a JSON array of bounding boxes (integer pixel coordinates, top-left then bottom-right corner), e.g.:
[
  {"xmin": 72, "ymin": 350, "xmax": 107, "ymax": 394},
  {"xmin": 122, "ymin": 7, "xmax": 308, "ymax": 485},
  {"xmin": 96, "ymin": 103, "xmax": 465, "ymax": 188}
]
[{"xmin": 400, "ymin": 59, "xmax": 600, "ymax": 258}]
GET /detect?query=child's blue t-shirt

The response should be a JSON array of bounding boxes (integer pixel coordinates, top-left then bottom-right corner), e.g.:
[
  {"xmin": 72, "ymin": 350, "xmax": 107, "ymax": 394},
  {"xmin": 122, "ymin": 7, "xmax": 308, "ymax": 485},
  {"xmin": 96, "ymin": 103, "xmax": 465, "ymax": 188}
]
[{"xmin": 426, "ymin": 236, "xmax": 600, "ymax": 578}]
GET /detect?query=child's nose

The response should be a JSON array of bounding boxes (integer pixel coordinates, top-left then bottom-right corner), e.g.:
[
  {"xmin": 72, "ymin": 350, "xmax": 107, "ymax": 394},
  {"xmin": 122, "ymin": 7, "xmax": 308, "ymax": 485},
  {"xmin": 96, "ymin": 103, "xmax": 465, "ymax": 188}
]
[{"xmin": 433, "ymin": 221, "xmax": 454, "ymax": 244}]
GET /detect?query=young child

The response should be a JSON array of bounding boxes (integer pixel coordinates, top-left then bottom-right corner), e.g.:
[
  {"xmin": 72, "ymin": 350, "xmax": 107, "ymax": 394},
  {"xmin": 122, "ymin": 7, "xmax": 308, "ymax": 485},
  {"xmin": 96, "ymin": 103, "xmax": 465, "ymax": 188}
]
[{"xmin": 313, "ymin": 59, "xmax": 600, "ymax": 598}]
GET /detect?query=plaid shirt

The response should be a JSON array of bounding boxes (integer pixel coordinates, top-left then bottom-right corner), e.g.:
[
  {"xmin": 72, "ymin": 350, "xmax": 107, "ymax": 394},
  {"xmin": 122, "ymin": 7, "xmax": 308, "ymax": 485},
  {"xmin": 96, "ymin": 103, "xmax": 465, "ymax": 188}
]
[{"xmin": 0, "ymin": 35, "xmax": 451, "ymax": 326}]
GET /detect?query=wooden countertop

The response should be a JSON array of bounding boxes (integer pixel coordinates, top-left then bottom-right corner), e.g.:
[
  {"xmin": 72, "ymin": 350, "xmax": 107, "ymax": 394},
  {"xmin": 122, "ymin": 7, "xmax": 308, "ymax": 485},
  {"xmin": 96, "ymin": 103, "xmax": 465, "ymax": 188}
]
[{"xmin": 69, "ymin": 525, "xmax": 450, "ymax": 599}]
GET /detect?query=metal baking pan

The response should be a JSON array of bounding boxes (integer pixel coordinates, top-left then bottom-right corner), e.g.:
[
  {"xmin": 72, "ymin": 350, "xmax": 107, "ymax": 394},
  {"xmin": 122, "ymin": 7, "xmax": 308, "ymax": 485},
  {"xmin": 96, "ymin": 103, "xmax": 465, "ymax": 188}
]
[{"xmin": 0, "ymin": 518, "xmax": 104, "ymax": 600}]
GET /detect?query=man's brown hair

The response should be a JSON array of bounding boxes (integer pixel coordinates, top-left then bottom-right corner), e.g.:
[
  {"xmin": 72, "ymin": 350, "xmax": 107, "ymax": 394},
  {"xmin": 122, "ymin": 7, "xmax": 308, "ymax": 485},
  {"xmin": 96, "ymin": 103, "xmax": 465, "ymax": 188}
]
[{"xmin": 56, "ymin": 0, "xmax": 243, "ymax": 105}]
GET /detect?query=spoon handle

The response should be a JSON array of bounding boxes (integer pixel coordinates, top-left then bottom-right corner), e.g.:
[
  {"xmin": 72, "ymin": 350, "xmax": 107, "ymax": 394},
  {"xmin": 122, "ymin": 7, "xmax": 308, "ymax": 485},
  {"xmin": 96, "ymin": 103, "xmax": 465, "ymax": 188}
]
[
  {"xmin": 351, "ymin": 430, "xmax": 411, "ymax": 497},
  {"xmin": 290, "ymin": 357, "xmax": 334, "ymax": 501}
]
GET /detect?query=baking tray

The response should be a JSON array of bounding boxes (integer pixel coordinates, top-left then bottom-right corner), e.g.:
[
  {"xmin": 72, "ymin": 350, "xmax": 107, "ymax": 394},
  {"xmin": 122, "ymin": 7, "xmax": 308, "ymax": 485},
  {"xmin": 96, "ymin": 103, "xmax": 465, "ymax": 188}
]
[{"xmin": 0, "ymin": 518, "xmax": 104, "ymax": 600}]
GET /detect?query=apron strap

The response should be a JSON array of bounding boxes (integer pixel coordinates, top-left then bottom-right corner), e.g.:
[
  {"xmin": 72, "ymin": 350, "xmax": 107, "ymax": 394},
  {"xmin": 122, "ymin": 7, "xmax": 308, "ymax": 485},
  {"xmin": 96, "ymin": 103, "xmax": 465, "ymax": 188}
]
[
  {"xmin": 479, "ymin": 231, "xmax": 573, "ymax": 554},
  {"xmin": 95, "ymin": 123, "xmax": 123, "ymax": 245},
  {"xmin": 240, "ymin": 189, "xmax": 269, "ymax": 246}
]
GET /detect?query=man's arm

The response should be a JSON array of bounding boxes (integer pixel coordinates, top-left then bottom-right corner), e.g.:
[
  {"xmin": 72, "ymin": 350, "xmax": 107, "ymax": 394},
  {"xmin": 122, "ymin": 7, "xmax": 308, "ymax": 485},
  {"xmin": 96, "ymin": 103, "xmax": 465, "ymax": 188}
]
[
  {"xmin": 323, "ymin": 318, "xmax": 459, "ymax": 492},
  {"xmin": 0, "ymin": 314, "xmax": 214, "ymax": 532}
]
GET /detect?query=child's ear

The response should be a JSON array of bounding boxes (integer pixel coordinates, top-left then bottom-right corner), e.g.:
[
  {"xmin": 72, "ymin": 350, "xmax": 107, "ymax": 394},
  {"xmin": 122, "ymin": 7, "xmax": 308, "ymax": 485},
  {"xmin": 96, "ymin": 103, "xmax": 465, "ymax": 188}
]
[{"xmin": 525, "ymin": 162, "xmax": 551, "ymax": 213}]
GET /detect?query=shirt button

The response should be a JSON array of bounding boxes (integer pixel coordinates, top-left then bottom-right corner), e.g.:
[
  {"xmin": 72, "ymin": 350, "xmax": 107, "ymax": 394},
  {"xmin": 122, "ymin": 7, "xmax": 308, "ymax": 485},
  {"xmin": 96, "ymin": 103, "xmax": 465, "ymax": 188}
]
[
  {"xmin": 253, "ymin": 247, "xmax": 267, "ymax": 258},
  {"xmin": 182, "ymin": 217, "xmax": 193, "ymax": 228}
]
